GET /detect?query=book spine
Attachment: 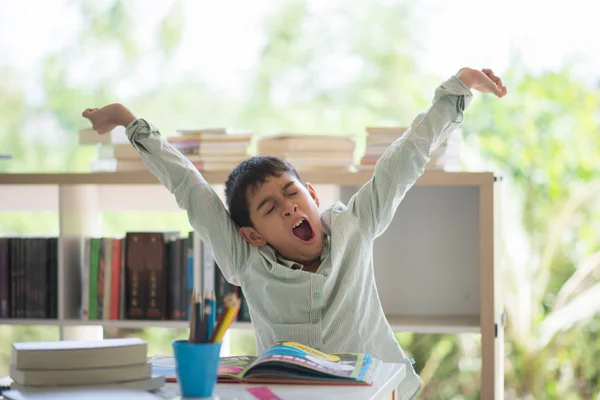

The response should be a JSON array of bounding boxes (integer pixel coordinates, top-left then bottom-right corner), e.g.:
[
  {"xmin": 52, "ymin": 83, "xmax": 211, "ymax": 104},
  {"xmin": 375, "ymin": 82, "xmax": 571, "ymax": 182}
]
[
  {"xmin": 88, "ymin": 238, "xmax": 99, "ymax": 320},
  {"xmin": 102, "ymin": 238, "xmax": 113, "ymax": 320},
  {"xmin": 145, "ymin": 233, "xmax": 166, "ymax": 320},
  {"xmin": 125, "ymin": 233, "xmax": 146, "ymax": 319},
  {"xmin": 110, "ymin": 238, "xmax": 122, "ymax": 320},
  {"xmin": 38, "ymin": 238, "xmax": 47, "ymax": 318},
  {"xmin": 167, "ymin": 237, "xmax": 180, "ymax": 320},
  {"xmin": 97, "ymin": 238, "xmax": 105, "ymax": 319},
  {"xmin": 48, "ymin": 237, "xmax": 58, "ymax": 319},
  {"xmin": 0, "ymin": 238, "xmax": 9, "ymax": 318},
  {"xmin": 24, "ymin": 238, "xmax": 30, "ymax": 318},
  {"xmin": 80, "ymin": 238, "xmax": 90, "ymax": 319}
]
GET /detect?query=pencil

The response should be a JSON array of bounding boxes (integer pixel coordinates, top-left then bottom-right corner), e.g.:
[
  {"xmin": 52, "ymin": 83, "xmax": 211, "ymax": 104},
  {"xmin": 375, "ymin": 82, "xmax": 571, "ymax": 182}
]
[
  {"xmin": 192, "ymin": 294, "xmax": 202, "ymax": 343},
  {"xmin": 209, "ymin": 294, "xmax": 241, "ymax": 343},
  {"xmin": 187, "ymin": 291, "xmax": 196, "ymax": 343},
  {"xmin": 208, "ymin": 292, "xmax": 216, "ymax": 340}
]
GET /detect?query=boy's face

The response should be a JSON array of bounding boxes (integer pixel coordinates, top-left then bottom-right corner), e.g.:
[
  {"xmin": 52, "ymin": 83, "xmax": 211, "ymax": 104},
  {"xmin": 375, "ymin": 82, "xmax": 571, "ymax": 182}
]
[{"xmin": 240, "ymin": 173, "xmax": 324, "ymax": 265}]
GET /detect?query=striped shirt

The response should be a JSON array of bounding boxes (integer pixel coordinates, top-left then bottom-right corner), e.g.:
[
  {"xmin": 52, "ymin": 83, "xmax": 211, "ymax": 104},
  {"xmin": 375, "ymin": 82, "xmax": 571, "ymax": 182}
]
[{"xmin": 125, "ymin": 74, "xmax": 472, "ymax": 399}]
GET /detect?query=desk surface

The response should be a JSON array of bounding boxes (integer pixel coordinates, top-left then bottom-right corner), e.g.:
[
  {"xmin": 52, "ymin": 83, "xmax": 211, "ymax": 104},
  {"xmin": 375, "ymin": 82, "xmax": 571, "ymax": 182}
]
[{"xmin": 2, "ymin": 363, "xmax": 405, "ymax": 400}]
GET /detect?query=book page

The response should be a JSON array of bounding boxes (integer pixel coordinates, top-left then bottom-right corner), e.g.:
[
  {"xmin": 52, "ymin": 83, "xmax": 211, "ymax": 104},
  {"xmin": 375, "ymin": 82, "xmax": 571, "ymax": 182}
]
[
  {"xmin": 247, "ymin": 341, "xmax": 370, "ymax": 381},
  {"xmin": 218, "ymin": 356, "xmax": 258, "ymax": 380}
]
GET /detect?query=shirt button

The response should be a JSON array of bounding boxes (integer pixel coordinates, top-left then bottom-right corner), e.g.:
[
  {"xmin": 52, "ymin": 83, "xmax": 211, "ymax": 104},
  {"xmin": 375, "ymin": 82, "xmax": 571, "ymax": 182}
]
[{"xmin": 313, "ymin": 293, "xmax": 321, "ymax": 300}]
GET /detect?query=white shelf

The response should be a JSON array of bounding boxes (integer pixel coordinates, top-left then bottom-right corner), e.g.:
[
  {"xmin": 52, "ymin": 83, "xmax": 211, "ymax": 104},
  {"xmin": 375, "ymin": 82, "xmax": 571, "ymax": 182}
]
[
  {"xmin": 386, "ymin": 315, "xmax": 480, "ymax": 333},
  {"xmin": 0, "ymin": 170, "xmax": 502, "ymax": 398},
  {"xmin": 0, "ymin": 319, "xmax": 61, "ymax": 326},
  {"xmin": 62, "ymin": 320, "xmax": 189, "ymax": 329}
]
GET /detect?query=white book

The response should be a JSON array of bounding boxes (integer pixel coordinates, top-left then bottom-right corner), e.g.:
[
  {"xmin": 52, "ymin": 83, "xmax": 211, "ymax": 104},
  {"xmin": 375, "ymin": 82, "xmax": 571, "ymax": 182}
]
[
  {"xmin": 12, "ymin": 338, "xmax": 147, "ymax": 370},
  {"xmin": 3, "ymin": 388, "xmax": 163, "ymax": 400},
  {"xmin": 8, "ymin": 374, "xmax": 164, "ymax": 393},
  {"xmin": 10, "ymin": 362, "xmax": 151, "ymax": 386}
]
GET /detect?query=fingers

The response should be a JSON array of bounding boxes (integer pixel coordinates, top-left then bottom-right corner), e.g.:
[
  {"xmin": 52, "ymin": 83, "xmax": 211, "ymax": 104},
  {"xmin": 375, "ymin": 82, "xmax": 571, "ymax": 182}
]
[
  {"xmin": 482, "ymin": 68, "xmax": 507, "ymax": 98},
  {"xmin": 81, "ymin": 108, "xmax": 98, "ymax": 118}
]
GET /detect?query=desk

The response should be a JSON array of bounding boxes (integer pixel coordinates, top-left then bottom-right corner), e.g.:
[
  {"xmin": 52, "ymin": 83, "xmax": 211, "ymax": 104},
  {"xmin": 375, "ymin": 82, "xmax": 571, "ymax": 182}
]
[{"xmin": 1, "ymin": 363, "xmax": 406, "ymax": 400}]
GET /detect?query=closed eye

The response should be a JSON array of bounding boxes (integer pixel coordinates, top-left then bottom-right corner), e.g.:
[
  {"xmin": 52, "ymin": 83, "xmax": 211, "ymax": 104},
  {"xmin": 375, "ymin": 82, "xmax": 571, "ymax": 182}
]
[{"xmin": 266, "ymin": 205, "xmax": 275, "ymax": 215}]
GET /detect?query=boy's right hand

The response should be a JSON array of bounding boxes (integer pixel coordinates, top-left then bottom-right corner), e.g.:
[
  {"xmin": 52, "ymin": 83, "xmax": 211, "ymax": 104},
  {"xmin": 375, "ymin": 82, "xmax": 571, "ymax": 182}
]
[{"xmin": 81, "ymin": 103, "xmax": 137, "ymax": 134}]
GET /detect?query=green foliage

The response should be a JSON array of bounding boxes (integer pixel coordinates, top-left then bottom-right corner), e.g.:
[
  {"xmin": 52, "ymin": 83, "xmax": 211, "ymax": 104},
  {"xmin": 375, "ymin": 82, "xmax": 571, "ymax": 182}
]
[{"xmin": 462, "ymin": 64, "xmax": 600, "ymax": 398}]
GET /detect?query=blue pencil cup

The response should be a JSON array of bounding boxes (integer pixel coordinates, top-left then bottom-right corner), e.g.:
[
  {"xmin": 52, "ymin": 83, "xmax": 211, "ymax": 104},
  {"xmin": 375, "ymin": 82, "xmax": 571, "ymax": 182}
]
[{"xmin": 172, "ymin": 339, "xmax": 222, "ymax": 398}]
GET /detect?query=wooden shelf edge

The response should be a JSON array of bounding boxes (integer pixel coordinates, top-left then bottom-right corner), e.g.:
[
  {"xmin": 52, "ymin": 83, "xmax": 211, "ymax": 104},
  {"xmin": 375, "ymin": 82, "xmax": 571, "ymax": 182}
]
[
  {"xmin": 0, "ymin": 319, "xmax": 254, "ymax": 329},
  {"xmin": 0, "ymin": 171, "xmax": 495, "ymax": 187}
]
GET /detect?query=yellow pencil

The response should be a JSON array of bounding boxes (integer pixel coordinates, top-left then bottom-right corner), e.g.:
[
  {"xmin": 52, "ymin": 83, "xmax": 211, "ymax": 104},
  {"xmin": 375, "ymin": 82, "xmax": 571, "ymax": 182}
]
[{"xmin": 209, "ymin": 294, "xmax": 240, "ymax": 343}]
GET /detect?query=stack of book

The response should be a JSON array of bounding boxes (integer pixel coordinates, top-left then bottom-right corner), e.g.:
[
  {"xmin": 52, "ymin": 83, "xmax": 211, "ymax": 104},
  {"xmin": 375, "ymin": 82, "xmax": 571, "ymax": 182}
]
[
  {"xmin": 359, "ymin": 126, "xmax": 460, "ymax": 170},
  {"xmin": 256, "ymin": 133, "xmax": 356, "ymax": 171},
  {"xmin": 166, "ymin": 128, "xmax": 252, "ymax": 172},
  {"xmin": 8, "ymin": 338, "xmax": 164, "ymax": 393},
  {"xmin": 78, "ymin": 127, "xmax": 149, "ymax": 172}
]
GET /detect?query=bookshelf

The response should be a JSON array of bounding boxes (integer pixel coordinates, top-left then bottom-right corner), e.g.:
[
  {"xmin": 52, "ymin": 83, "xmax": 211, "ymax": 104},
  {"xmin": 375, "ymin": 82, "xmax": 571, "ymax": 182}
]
[{"xmin": 0, "ymin": 170, "xmax": 503, "ymax": 399}]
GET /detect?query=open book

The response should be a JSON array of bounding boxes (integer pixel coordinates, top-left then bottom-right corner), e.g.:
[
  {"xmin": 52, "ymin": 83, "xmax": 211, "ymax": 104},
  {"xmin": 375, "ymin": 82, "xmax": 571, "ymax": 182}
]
[{"xmin": 150, "ymin": 341, "xmax": 381, "ymax": 386}]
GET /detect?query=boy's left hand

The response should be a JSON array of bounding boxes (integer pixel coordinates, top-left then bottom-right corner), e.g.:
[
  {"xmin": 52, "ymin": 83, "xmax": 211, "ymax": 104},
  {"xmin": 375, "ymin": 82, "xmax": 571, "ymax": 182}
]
[{"xmin": 457, "ymin": 67, "xmax": 507, "ymax": 98}]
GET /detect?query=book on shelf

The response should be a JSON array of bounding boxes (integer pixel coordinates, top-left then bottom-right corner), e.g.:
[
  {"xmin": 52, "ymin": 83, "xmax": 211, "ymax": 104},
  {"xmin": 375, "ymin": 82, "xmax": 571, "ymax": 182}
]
[
  {"xmin": 256, "ymin": 133, "xmax": 356, "ymax": 170},
  {"xmin": 0, "ymin": 237, "xmax": 58, "ymax": 319},
  {"xmin": 150, "ymin": 340, "xmax": 381, "ymax": 386},
  {"xmin": 359, "ymin": 126, "xmax": 462, "ymax": 171},
  {"xmin": 80, "ymin": 125, "xmax": 252, "ymax": 173},
  {"xmin": 78, "ymin": 126, "xmax": 128, "ymax": 145},
  {"xmin": 166, "ymin": 127, "xmax": 252, "ymax": 172},
  {"xmin": 77, "ymin": 229, "xmax": 253, "ymax": 324}
]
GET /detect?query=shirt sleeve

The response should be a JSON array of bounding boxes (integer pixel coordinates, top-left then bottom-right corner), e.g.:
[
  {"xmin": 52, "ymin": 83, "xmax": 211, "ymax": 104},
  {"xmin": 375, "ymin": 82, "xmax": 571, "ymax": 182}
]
[
  {"xmin": 124, "ymin": 119, "xmax": 250, "ymax": 285},
  {"xmin": 345, "ymin": 75, "xmax": 474, "ymax": 238}
]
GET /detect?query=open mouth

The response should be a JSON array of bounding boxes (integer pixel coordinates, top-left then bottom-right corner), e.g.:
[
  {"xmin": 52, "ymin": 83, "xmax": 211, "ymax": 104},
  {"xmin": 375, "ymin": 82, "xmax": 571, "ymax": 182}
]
[{"xmin": 292, "ymin": 218, "xmax": 315, "ymax": 243}]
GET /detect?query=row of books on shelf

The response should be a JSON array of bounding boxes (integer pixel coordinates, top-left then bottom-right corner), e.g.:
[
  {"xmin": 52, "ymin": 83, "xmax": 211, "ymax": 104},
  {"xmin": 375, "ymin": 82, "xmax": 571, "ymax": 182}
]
[
  {"xmin": 0, "ymin": 232, "xmax": 251, "ymax": 324},
  {"xmin": 80, "ymin": 231, "xmax": 251, "ymax": 324},
  {"xmin": 0, "ymin": 237, "xmax": 58, "ymax": 319},
  {"xmin": 80, "ymin": 125, "xmax": 460, "ymax": 173}
]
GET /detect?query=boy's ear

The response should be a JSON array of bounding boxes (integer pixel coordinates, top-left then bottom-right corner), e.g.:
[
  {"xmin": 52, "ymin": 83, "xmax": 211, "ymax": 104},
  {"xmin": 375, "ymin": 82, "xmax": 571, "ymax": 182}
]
[
  {"xmin": 240, "ymin": 226, "xmax": 267, "ymax": 247},
  {"xmin": 305, "ymin": 182, "xmax": 320, "ymax": 207}
]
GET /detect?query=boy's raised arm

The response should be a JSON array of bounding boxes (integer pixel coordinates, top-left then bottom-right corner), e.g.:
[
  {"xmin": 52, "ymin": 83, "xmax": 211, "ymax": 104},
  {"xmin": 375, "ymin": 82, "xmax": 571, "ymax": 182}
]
[
  {"xmin": 346, "ymin": 68, "xmax": 506, "ymax": 238},
  {"xmin": 82, "ymin": 104, "xmax": 251, "ymax": 285}
]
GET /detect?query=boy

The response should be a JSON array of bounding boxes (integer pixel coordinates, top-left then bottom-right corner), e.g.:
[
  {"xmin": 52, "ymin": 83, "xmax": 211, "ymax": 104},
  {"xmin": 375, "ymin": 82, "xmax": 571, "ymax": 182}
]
[{"xmin": 83, "ymin": 67, "xmax": 506, "ymax": 399}]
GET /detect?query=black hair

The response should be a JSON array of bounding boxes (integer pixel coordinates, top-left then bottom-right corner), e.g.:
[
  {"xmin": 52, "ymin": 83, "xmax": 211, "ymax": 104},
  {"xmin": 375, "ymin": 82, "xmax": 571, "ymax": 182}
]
[{"xmin": 225, "ymin": 156, "xmax": 303, "ymax": 228}]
